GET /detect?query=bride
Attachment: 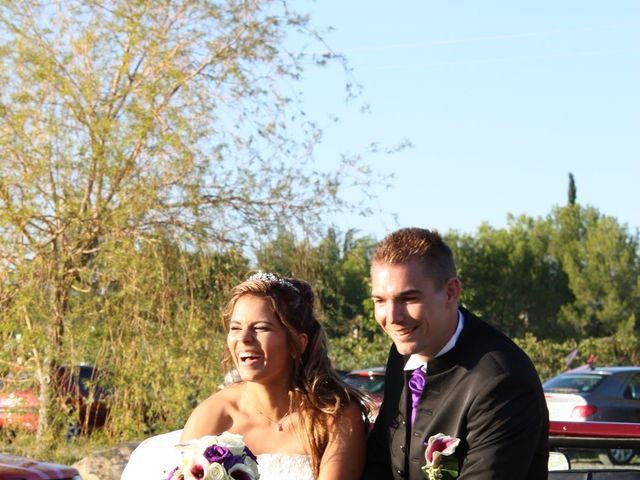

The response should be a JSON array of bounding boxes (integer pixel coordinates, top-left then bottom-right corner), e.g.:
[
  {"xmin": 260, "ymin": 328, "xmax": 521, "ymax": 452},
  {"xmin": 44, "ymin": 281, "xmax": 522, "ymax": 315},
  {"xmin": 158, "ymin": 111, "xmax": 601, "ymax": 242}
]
[{"xmin": 179, "ymin": 271, "xmax": 368, "ymax": 480}]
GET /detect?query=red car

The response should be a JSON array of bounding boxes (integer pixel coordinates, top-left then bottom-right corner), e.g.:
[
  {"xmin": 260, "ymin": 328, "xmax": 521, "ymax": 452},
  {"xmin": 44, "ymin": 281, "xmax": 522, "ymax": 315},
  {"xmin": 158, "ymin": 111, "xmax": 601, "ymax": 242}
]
[
  {"xmin": 0, "ymin": 454, "xmax": 82, "ymax": 480},
  {"xmin": 343, "ymin": 366, "xmax": 385, "ymax": 420},
  {"xmin": 0, "ymin": 365, "xmax": 109, "ymax": 435}
]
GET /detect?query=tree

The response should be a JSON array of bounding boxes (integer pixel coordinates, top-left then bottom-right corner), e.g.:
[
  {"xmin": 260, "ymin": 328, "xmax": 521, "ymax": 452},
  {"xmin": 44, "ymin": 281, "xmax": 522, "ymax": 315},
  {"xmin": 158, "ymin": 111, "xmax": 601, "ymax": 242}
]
[
  {"xmin": 568, "ymin": 172, "xmax": 577, "ymax": 206},
  {"xmin": 550, "ymin": 205, "xmax": 640, "ymax": 337},
  {"xmin": 448, "ymin": 204, "xmax": 640, "ymax": 340},
  {"xmin": 0, "ymin": 0, "xmax": 372, "ymax": 447},
  {"xmin": 447, "ymin": 217, "xmax": 573, "ymax": 339},
  {"xmin": 256, "ymin": 228, "xmax": 376, "ymax": 338}
]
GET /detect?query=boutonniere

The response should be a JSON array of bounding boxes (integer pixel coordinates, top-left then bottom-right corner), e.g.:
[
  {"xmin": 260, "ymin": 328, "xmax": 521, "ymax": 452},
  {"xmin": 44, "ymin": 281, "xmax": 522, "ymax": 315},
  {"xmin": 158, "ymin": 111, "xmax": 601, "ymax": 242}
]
[{"xmin": 421, "ymin": 433, "xmax": 460, "ymax": 480}]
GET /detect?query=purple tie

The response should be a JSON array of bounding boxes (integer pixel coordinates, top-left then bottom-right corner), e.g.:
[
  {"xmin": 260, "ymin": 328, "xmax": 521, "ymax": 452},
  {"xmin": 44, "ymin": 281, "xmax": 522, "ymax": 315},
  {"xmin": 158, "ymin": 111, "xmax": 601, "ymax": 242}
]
[{"xmin": 408, "ymin": 367, "xmax": 425, "ymax": 426}]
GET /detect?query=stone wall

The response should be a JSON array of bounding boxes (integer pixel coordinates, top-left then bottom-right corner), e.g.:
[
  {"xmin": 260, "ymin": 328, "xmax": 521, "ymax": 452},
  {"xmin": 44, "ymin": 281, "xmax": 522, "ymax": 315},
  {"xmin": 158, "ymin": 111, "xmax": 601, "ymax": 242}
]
[{"xmin": 72, "ymin": 442, "xmax": 140, "ymax": 480}]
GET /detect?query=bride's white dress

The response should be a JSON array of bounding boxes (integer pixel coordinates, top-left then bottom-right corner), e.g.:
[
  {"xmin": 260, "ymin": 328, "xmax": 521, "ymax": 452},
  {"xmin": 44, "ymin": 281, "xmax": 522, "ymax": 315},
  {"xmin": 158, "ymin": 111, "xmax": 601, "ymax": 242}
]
[
  {"xmin": 256, "ymin": 453, "xmax": 313, "ymax": 480},
  {"xmin": 120, "ymin": 429, "xmax": 314, "ymax": 480}
]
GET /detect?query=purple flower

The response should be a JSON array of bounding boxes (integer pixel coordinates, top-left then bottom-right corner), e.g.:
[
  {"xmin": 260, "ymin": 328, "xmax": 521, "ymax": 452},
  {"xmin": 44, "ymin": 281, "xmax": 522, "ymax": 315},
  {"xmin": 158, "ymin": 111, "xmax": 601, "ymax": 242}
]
[
  {"xmin": 243, "ymin": 446, "xmax": 257, "ymax": 463},
  {"xmin": 203, "ymin": 444, "xmax": 232, "ymax": 463},
  {"xmin": 222, "ymin": 454, "xmax": 245, "ymax": 470}
]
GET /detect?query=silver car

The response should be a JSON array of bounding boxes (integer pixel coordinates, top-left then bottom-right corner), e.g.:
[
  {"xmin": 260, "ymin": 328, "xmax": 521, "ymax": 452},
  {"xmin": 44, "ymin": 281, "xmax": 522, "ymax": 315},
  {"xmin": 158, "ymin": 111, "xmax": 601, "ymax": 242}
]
[{"xmin": 544, "ymin": 365, "xmax": 640, "ymax": 464}]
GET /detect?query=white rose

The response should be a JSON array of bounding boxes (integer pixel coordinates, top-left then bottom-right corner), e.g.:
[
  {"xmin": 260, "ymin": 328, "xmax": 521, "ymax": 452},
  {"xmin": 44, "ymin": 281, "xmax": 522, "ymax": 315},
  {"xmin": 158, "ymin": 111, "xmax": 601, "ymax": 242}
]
[
  {"xmin": 205, "ymin": 462, "xmax": 229, "ymax": 480},
  {"xmin": 216, "ymin": 432, "xmax": 245, "ymax": 455}
]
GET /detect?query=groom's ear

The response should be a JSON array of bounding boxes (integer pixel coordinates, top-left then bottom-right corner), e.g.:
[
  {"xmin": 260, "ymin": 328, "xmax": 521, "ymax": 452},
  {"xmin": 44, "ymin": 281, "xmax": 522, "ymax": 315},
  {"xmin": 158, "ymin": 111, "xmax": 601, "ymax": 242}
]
[{"xmin": 445, "ymin": 277, "xmax": 461, "ymax": 304}]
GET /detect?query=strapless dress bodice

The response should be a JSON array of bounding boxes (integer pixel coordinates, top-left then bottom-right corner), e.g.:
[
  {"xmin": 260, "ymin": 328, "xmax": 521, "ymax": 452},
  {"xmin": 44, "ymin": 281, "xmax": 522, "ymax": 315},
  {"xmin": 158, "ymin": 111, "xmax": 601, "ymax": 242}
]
[{"xmin": 256, "ymin": 453, "xmax": 314, "ymax": 480}]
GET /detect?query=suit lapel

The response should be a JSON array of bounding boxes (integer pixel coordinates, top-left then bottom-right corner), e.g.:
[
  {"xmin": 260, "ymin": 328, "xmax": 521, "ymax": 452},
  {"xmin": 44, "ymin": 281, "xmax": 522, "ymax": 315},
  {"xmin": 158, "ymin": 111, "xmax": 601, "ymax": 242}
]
[{"xmin": 400, "ymin": 369, "xmax": 410, "ymax": 425}]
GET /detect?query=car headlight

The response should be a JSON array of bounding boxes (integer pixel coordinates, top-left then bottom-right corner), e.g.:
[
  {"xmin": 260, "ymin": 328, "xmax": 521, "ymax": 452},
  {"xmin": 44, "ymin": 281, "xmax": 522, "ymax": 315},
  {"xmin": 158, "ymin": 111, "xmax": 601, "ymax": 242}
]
[{"xmin": 72, "ymin": 475, "xmax": 83, "ymax": 480}]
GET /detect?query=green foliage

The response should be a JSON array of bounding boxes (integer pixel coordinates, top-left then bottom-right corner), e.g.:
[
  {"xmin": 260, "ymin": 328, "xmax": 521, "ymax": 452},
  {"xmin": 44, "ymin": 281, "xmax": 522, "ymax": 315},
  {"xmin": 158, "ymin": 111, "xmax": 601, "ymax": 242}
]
[
  {"xmin": 329, "ymin": 333, "xmax": 392, "ymax": 372},
  {"xmin": 517, "ymin": 333, "xmax": 640, "ymax": 382},
  {"xmin": 447, "ymin": 204, "xmax": 639, "ymax": 340},
  {"xmin": 0, "ymin": 428, "xmax": 112, "ymax": 465},
  {"xmin": 257, "ymin": 228, "xmax": 377, "ymax": 338},
  {"xmin": 515, "ymin": 334, "xmax": 578, "ymax": 381},
  {"xmin": 550, "ymin": 205, "xmax": 640, "ymax": 337},
  {"xmin": 568, "ymin": 172, "xmax": 577, "ymax": 206},
  {"xmin": 447, "ymin": 216, "xmax": 574, "ymax": 340}
]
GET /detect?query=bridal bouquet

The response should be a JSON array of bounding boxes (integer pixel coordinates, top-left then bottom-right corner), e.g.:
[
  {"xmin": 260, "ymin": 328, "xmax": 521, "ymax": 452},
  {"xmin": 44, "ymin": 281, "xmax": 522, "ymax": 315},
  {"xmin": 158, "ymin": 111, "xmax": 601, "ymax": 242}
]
[
  {"xmin": 165, "ymin": 432, "xmax": 259, "ymax": 480},
  {"xmin": 421, "ymin": 433, "xmax": 460, "ymax": 480}
]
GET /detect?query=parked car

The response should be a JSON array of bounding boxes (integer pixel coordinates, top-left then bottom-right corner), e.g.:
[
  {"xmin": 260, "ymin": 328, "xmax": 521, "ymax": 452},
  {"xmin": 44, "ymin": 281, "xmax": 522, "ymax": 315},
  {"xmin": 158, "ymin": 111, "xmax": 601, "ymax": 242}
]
[
  {"xmin": 343, "ymin": 366, "xmax": 385, "ymax": 419},
  {"xmin": 544, "ymin": 366, "xmax": 640, "ymax": 465},
  {"xmin": 0, "ymin": 364, "xmax": 110, "ymax": 435},
  {"xmin": 0, "ymin": 454, "xmax": 82, "ymax": 480}
]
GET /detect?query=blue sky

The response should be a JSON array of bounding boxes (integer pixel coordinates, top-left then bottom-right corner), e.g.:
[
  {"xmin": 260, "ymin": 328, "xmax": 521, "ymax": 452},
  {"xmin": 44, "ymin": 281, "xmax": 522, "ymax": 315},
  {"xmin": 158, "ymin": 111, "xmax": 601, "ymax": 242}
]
[{"xmin": 296, "ymin": 1, "xmax": 640, "ymax": 239}]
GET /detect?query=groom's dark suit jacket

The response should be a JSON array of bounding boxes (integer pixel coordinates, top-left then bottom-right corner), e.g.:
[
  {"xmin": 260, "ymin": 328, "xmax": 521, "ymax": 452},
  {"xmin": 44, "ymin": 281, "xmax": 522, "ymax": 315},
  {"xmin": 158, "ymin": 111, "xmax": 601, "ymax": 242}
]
[{"xmin": 363, "ymin": 307, "xmax": 549, "ymax": 480}]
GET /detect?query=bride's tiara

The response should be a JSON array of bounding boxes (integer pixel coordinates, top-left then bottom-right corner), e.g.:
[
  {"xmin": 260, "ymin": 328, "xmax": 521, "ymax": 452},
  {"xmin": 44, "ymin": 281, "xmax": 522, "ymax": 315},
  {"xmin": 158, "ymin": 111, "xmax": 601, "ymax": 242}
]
[{"xmin": 247, "ymin": 270, "xmax": 300, "ymax": 294}]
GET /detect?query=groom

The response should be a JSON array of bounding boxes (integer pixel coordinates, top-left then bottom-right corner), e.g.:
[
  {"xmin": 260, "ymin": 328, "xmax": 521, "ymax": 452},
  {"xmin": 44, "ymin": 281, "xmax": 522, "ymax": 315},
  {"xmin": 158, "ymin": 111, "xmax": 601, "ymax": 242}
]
[{"xmin": 363, "ymin": 228, "xmax": 549, "ymax": 479}]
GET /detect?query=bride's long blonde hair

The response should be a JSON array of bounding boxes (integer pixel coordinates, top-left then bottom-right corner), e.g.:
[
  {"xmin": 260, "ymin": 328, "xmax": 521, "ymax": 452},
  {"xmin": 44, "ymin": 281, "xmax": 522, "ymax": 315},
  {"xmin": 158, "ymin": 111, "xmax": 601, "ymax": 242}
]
[{"xmin": 222, "ymin": 272, "xmax": 369, "ymax": 476}]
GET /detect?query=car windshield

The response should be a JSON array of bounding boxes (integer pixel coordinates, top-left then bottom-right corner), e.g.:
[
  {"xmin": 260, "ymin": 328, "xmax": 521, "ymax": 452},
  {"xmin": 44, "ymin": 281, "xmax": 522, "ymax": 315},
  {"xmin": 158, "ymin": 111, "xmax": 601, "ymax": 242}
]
[
  {"xmin": 344, "ymin": 374, "xmax": 385, "ymax": 394},
  {"xmin": 544, "ymin": 373, "xmax": 605, "ymax": 393}
]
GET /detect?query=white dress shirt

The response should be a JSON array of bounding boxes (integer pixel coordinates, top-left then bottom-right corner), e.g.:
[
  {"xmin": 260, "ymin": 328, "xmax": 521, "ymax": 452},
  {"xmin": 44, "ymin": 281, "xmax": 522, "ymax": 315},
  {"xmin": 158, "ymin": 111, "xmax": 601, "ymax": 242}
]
[{"xmin": 403, "ymin": 309, "xmax": 465, "ymax": 372}]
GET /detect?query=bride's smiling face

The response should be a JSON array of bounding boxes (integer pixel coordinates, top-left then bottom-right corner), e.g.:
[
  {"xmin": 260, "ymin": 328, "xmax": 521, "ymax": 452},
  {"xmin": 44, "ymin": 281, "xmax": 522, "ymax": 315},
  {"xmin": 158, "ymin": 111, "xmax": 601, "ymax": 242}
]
[{"xmin": 227, "ymin": 294, "xmax": 292, "ymax": 384}]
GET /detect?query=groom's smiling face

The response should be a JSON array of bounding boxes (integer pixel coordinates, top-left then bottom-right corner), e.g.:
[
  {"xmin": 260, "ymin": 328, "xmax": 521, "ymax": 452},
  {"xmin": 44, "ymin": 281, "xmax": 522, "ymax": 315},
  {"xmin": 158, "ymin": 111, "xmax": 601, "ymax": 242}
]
[
  {"xmin": 371, "ymin": 259, "xmax": 460, "ymax": 362},
  {"xmin": 227, "ymin": 294, "xmax": 291, "ymax": 384}
]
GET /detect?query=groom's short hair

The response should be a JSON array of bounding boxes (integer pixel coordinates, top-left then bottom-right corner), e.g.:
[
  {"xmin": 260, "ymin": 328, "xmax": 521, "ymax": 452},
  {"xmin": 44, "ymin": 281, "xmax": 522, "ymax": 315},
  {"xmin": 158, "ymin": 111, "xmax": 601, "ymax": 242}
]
[{"xmin": 372, "ymin": 227, "xmax": 457, "ymax": 289}]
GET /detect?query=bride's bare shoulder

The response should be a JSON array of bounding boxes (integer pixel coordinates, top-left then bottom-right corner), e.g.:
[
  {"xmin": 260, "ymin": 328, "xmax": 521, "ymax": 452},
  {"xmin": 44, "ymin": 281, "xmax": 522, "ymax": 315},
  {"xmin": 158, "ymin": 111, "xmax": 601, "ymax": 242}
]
[
  {"xmin": 207, "ymin": 381, "xmax": 244, "ymax": 404},
  {"xmin": 181, "ymin": 383, "xmax": 243, "ymax": 441}
]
